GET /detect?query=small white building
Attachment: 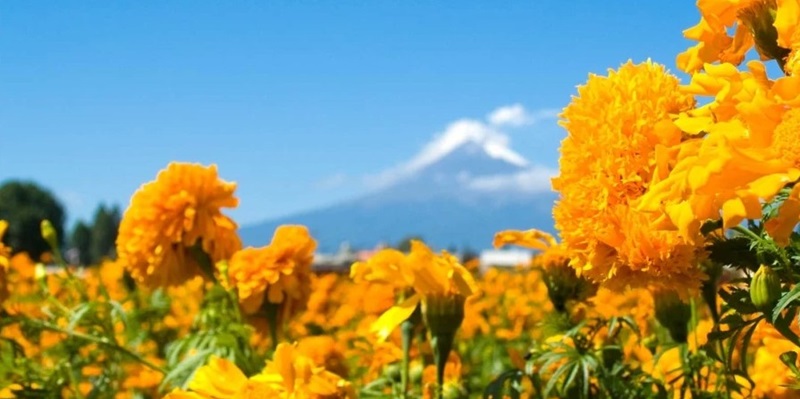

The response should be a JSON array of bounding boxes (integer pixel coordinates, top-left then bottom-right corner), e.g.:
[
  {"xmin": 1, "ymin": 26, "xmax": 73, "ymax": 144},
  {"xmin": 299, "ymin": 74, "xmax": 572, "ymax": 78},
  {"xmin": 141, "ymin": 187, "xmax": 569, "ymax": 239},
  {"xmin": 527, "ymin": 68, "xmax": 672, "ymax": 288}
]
[{"xmin": 478, "ymin": 249, "xmax": 533, "ymax": 273}]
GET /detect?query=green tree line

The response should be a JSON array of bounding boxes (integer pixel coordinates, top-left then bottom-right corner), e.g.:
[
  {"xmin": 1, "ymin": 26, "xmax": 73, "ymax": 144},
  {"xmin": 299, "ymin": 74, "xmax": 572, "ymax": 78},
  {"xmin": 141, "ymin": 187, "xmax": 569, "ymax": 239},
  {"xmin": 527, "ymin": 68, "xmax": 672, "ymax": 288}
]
[{"xmin": 0, "ymin": 180, "xmax": 120, "ymax": 265}]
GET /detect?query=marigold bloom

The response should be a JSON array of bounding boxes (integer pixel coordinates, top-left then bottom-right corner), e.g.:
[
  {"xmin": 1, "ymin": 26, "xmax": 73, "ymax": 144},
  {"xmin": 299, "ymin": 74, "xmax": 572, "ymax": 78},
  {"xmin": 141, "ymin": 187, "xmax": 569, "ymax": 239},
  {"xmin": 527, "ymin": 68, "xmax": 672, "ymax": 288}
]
[
  {"xmin": 553, "ymin": 60, "xmax": 705, "ymax": 292},
  {"xmin": 367, "ymin": 241, "xmax": 476, "ymax": 341},
  {"xmin": 678, "ymin": 0, "xmax": 790, "ymax": 73},
  {"xmin": 640, "ymin": 61, "xmax": 800, "ymax": 244},
  {"xmin": 166, "ymin": 343, "xmax": 355, "ymax": 399},
  {"xmin": 164, "ymin": 356, "xmax": 276, "ymax": 399},
  {"xmin": 116, "ymin": 162, "xmax": 241, "ymax": 288},
  {"xmin": 227, "ymin": 225, "xmax": 316, "ymax": 318}
]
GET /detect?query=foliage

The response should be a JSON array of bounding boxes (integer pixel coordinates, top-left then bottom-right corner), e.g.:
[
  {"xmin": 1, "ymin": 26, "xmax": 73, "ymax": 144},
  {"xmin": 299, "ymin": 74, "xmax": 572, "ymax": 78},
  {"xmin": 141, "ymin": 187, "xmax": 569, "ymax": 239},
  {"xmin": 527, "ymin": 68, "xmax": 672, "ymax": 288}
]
[{"xmin": 0, "ymin": 180, "xmax": 65, "ymax": 260}]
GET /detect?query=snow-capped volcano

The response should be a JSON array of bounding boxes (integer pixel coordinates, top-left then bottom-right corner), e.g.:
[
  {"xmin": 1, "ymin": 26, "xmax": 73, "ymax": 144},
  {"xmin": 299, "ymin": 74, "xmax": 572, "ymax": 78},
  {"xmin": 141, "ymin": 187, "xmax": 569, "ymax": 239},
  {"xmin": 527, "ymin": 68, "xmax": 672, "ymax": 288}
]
[
  {"xmin": 366, "ymin": 119, "xmax": 531, "ymax": 191},
  {"xmin": 240, "ymin": 105, "xmax": 558, "ymax": 251}
]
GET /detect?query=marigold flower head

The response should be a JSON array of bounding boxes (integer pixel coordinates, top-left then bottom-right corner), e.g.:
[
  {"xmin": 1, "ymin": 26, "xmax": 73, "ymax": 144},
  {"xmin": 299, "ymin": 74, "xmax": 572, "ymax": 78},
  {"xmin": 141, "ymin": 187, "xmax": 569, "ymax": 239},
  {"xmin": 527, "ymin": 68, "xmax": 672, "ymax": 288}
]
[
  {"xmin": 640, "ymin": 62, "xmax": 800, "ymax": 244},
  {"xmin": 116, "ymin": 162, "xmax": 241, "ymax": 288},
  {"xmin": 350, "ymin": 247, "xmax": 412, "ymax": 289},
  {"xmin": 166, "ymin": 343, "xmax": 354, "ymax": 399},
  {"xmin": 678, "ymin": 0, "xmax": 791, "ymax": 73},
  {"xmin": 366, "ymin": 240, "xmax": 476, "ymax": 341},
  {"xmin": 227, "ymin": 225, "xmax": 317, "ymax": 320},
  {"xmin": 553, "ymin": 60, "xmax": 705, "ymax": 293}
]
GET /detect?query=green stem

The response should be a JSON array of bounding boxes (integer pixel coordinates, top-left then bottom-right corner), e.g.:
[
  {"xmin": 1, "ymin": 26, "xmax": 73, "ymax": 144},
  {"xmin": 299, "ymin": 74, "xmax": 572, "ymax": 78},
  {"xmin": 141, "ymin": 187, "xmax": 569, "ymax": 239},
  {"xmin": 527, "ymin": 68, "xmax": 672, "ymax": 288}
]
[
  {"xmin": 690, "ymin": 298, "xmax": 699, "ymax": 350},
  {"xmin": 431, "ymin": 332, "xmax": 455, "ymax": 399},
  {"xmin": 190, "ymin": 242, "xmax": 218, "ymax": 284},
  {"xmin": 400, "ymin": 319, "xmax": 414, "ymax": 398},
  {"xmin": 732, "ymin": 225, "xmax": 762, "ymax": 243},
  {"xmin": 264, "ymin": 302, "xmax": 281, "ymax": 350},
  {"xmin": 21, "ymin": 318, "xmax": 167, "ymax": 374}
]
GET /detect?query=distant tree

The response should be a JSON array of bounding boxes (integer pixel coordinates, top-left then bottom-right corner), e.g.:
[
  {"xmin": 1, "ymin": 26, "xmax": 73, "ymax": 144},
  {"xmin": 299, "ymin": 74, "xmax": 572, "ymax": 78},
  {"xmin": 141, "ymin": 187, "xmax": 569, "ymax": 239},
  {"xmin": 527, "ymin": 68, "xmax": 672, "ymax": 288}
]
[
  {"xmin": 70, "ymin": 221, "xmax": 93, "ymax": 265},
  {"xmin": 396, "ymin": 235, "xmax": 424, "ymax": 252},
  {"xmin": 89, "ymin": 204, "xmax": 121, "ymax": 263},
  {"xmin": 0, "ymin": 180, "xmax": 66, "ymax": 260}
]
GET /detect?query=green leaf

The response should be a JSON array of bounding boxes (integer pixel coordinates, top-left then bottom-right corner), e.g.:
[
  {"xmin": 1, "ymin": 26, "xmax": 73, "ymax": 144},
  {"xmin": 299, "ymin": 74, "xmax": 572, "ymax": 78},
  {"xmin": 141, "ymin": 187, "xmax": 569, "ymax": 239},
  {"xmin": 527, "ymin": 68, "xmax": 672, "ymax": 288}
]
[
  {"xmin": 772, "ymin": 283, "xmax": 800, "ymax": 323},
  {"xmin": 482, "ymin": 369, "xmax": 525, "ymax": 399}
]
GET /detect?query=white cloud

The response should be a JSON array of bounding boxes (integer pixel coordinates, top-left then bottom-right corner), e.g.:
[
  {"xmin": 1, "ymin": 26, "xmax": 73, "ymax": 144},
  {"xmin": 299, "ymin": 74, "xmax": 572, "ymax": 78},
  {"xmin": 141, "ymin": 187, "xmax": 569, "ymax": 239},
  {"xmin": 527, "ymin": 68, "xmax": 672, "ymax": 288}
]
[
  {"xmin": 315, "ymin": 173, "xmax": 348, "ymax": 190},
  {"xmin": 467, "ymin": 166, "xmax": 556, "ymax": 193},
  {"xmin": 488, "ymin": 104, "xmax": 559, "ymax": 127},
  {"xmin": 365, "ymin": 104, "xmax": 558, "ymax": 190}
]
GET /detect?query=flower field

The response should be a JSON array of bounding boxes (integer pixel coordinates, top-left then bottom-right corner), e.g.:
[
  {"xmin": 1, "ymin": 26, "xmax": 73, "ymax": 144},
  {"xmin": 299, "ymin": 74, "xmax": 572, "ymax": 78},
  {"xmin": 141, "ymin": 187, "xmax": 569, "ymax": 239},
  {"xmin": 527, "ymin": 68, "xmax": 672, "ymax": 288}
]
[{"xmin": 7, "ymin": 1, "xmax": 800, "ymax": 398}]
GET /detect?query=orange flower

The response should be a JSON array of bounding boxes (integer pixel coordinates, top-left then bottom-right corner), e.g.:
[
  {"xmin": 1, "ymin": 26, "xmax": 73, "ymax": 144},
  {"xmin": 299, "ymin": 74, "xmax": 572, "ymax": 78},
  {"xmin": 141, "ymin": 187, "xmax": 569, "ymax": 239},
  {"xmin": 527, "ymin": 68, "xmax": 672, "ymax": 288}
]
[
  {"xmin": 117, "ymin": 162, "xmax": 241, "ymax": 288},
  {"xmin": 227, "ymin": 225, "xmax": 316, "ymax": 319},
  {"xmin": 553, "ymin": 60, "xmax": 704, "ymax": 293},
  {"xmin": 640, "ymin": 61, "xmax": 800, "ymax": 244},
  {"xmin": 678, "ymin": 0, "xmax": 790, "ymax": 73},
  {"xmin": 367, "ymin": 241, "xmax": 476, "ymax": 341},
  {"xmin": 164, "ymin": 356, "xmax": 275, "ymax": 399},
  {"xmin": 168, "ymin": 342, "xmax": 354, "ymax": 399}
]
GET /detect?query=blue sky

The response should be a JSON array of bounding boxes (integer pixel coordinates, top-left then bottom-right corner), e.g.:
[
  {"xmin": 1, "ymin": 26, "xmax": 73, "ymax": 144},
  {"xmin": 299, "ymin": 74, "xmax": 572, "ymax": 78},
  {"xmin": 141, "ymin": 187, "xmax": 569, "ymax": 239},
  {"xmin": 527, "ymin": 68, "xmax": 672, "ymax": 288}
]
[{"xmin": 0, "ymin": 1, "xmax": 699, "ymax": 226}]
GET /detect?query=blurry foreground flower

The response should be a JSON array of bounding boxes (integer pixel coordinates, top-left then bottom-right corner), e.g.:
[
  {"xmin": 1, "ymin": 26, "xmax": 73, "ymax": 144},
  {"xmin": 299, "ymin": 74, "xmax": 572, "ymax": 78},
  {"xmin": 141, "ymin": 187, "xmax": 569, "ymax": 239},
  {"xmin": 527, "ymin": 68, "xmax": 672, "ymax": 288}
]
[
  {"xmin": 165, "ymin": 342, "xmax": 354, "ymax": 399},
  {"xmin": 116, "ymin": 162, "xmax": 242, "ymax": 288}
]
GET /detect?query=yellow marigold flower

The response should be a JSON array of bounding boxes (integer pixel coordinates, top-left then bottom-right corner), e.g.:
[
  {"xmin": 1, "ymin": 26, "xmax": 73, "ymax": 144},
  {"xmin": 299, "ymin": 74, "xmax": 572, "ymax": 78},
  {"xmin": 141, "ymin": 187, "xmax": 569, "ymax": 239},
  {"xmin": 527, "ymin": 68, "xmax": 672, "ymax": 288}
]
[
  {"xmin": 369, "ymin": 241, "xmax": 476, "ymax": 341},
  {"xmin": 553, "ymin": 60, "xmax": 704, "ymax": 293},
  {"xmin": 0, "ymin": 221, "xmax": 10, "ymax": 304},
  {"xmin": 640, "ymin": 61, "xmax": 800, "ymax": 244},
  {"xmin": 350, "ymin": 248, "xmax": 412, "ymax": 289},
  {"xmin": 117, "ymin": 162, "xmax": 241, "ymax": 288},
  {"xmin": 679, "ymin": 0, "xmax": 790, "ymax": 73},
  {"xmin": 258, "ymin": 342, "xmax": 355, "ymax": 398},
  {"xmin": 227, "ymin": 225, "xmax": 316, "ymax": 318},
  {"xmin": 164, "ymin": 356, "xmax": 277, "ymax": 399}
]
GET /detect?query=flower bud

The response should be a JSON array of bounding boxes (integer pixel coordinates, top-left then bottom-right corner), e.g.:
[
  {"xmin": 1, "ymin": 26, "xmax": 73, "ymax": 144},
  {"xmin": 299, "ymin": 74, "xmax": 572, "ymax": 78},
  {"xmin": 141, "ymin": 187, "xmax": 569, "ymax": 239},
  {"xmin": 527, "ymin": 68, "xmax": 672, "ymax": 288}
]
[
  {"xmin": 654, "ymin": 290, "xmax": 691, "ymax": 343},
  {"xmin": 34, "ymin": 263, "xmax": 48, "ymax": 291},
  {"xmin": 751, "ymin": 264, "xmax": 782, "ymax": 312},
  {"xmin": 543, "ymin": 262, "xmax": 597, "ymax": 312},
  {"xmin": 40, "ymin": 220, "xmax": 59, "ymax": 252}
]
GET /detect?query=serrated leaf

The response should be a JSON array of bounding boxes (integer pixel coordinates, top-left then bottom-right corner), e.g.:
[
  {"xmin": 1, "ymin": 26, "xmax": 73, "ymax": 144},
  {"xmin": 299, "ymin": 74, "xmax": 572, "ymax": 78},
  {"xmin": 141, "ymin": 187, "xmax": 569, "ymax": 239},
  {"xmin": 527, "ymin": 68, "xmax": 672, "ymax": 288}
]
[{"xmin": 773, "ymin": 284, "xmax": 800, "ymax": 322}]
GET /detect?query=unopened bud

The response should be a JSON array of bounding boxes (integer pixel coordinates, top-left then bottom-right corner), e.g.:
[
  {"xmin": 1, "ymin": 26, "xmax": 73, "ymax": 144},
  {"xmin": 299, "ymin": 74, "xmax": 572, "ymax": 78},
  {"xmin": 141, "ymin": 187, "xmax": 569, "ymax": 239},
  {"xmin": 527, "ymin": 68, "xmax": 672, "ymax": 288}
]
[
  {"xmin": 40, "ymin": 220, "xmax": 59, "ymax": 251},
  {"xmin": 34, "ymin": 263, "xmax": 47, "ymax": 290},
  {"xmin": 751, "ymin": 265, "xmax": 782, "ymax": 312}
]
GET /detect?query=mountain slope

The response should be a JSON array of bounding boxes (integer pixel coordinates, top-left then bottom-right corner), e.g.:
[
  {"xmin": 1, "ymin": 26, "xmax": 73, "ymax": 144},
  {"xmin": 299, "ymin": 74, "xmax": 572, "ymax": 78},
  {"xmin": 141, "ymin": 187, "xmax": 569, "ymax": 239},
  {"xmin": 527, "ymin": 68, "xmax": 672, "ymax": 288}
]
[{"xmin": 240, "ymin": 130, "xmax": 557, "ymax": 251}]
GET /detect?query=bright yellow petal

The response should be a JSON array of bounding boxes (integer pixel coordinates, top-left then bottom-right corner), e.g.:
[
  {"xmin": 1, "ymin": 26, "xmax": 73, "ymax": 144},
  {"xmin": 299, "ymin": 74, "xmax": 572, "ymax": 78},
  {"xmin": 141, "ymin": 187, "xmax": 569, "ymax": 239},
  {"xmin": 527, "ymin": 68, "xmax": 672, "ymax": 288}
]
[
  {"xmin": 722, "ymin": 198, "xmax": 747, "ymax": 229},
  {"xmin": 188, "ymin": 356, "xmax": 248, "ymax": 398},
  {"xmin": 493, "ymin": 229, "xmax": 556, "ymax": 250},
  {"xmin": 370, "ymin": 294, "xmax": 421, "ymax": 341},
  {"xmin": 272, "ymin": 343, "xmax": 297, "ymax": 393}
]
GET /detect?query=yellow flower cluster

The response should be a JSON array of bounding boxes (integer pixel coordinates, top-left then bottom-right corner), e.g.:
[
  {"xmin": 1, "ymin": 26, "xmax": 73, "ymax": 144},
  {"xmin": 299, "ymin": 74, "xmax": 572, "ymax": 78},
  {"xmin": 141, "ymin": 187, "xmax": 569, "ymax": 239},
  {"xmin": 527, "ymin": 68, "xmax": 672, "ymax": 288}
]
[{"xmin": 165, "ymin": 343, "xmax": 354, "ymax": 399}]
